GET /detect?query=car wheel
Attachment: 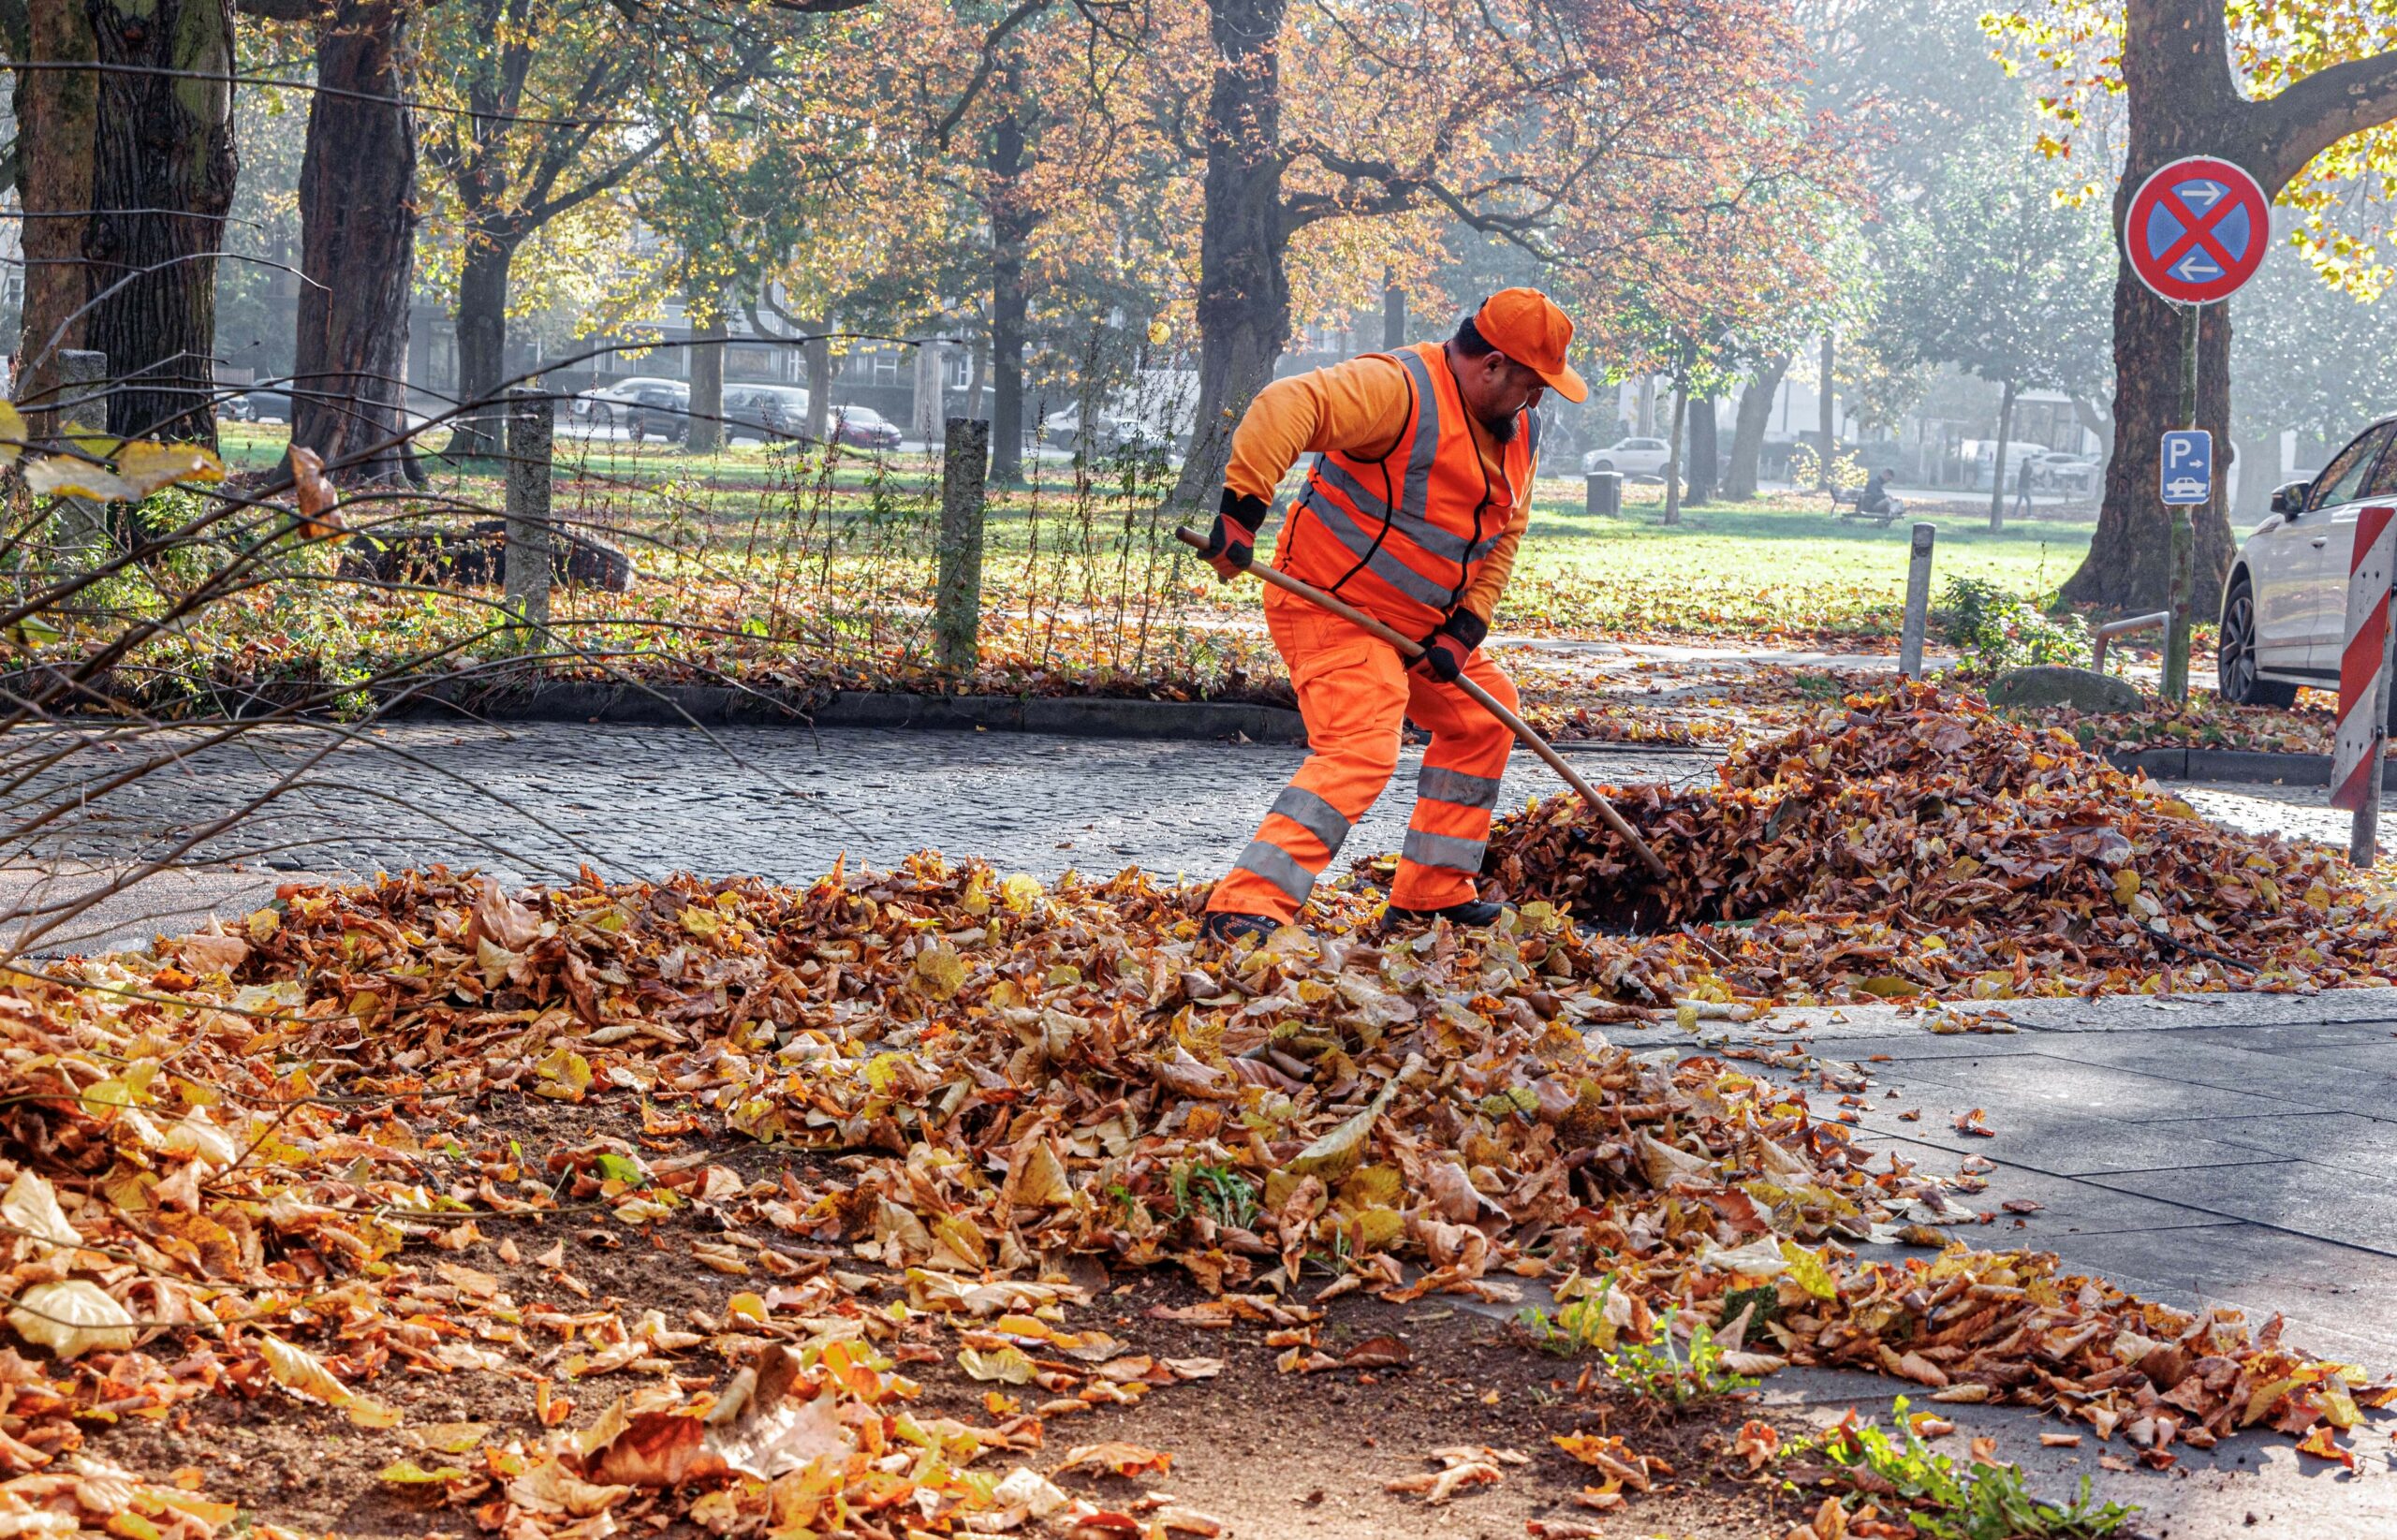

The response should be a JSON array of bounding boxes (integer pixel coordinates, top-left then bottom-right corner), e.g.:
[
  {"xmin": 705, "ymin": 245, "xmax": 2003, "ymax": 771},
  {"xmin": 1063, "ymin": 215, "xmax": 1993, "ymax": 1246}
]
[
  {"xmin": 1590, "ymin": 460, "xmax": 1614, "ymax": 474},
  {"xmin": 2217, "ymin": 577, "xmax": 2299, "ymax": 707}
]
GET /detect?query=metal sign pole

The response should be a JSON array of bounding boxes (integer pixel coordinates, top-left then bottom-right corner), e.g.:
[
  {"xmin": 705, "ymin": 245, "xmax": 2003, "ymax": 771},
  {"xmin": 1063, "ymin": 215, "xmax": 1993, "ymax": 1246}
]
[{"xmin": 2162, "ymin": 302, "xmax": 2199, "ymax": 703}]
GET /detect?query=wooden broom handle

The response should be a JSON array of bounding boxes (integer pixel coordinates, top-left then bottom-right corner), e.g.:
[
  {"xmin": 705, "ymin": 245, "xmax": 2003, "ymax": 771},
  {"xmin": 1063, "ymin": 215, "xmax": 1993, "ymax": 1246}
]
[{"xmin": 1175, "ymin": 526, "xmax": 1669, "ymax": 879}]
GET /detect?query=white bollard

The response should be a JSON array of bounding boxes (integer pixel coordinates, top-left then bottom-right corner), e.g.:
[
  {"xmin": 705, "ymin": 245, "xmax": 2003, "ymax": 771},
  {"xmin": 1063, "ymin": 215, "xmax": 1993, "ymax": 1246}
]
[{"xmin": 1898, "ymin": 521, "xmax": 1936, "ymax": 679}]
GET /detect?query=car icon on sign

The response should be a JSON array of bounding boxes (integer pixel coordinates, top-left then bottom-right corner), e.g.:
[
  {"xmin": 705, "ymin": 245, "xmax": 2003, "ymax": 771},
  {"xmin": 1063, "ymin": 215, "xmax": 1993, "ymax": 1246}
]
[{"xmin": 2164, "ymin": 476, "xmax": 2206, "ymax": 501}]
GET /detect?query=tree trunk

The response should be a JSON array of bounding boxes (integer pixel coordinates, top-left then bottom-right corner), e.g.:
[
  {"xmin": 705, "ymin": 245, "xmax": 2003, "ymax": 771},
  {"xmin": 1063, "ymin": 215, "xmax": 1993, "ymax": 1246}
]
[
  {"xmin": 988, "ymin": 110, "xmax": 1032, "ymax": 484},
  {"xmin": 686, "ymin": 293, "xmax": 725, "ymax": 454},
  {"xmin": 2065, "ymin": 269, "xmax": 2238, "ymax": 609},
  {"xmin": 1987, "ymin": 377, "xmax": 2017, "ymax": 531},
  {"xmin": 911, "ymin": 340, "xmax": 944, "ymax": 447},
  {"xmin": 2070, "ymin": 394, "xmax": 2110, "ymax": 447},
  {"xmin": 84, "ymin": 0, "xmax": 238, "ymax": 444},
  {"xmin": 1686, "ymin": 392, "xmax": 1718, "ymax": 506},
  {"xmin": 1635, "ymin": 375, "xmax": 1654, "ymax": 437},
  {"xmin": 451, "ymin": 233, "xmax": 516, "ymax": 457},
  {"xmin": 11, "ymin": 0, "xmax": 98, "ymax": 419},
  {"xmin": 1816, "ymin": 331, "xmax": 1835, "ymax": 488},
  {"xmin": 1662, "ymin": 366, "xmax": 1689, "ymax": 526},
  {"xmin": 1725, "ymin": 353, "xmax": 1789, "ymax": 501},
  {"xmin": 1382, "ymin": 273, "xmax": 1405, "ymax": 349},
  {"xmin": 1168, "ymin": 0, "xmax": 1292, "ymax": 515},
  {"xmin": 291, "ymin": 0, "xmax": 418, "ymax": 482},
  {"xmin": 804, "ymin": 319, "xmax": 831, "ymax": 443}
]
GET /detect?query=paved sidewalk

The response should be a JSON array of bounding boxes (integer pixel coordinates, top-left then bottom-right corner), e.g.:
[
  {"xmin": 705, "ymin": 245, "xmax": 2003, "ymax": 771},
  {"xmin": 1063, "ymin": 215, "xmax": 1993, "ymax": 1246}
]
[{"xmin": 1690, "ymin": 990, "xmax": 2397, "ymax": 1373}]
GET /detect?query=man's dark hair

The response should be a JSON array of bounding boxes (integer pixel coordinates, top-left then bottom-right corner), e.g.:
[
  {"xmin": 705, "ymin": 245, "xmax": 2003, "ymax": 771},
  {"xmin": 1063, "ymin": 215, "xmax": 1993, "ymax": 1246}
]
[{"xmin": 1453, "ymin": 312, "xmax": 1498, "ymax": 358}]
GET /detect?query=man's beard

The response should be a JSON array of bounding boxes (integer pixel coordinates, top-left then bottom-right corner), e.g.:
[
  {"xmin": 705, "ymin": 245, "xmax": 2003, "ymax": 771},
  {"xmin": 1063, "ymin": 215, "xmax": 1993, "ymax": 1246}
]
[{"xmin": 1480, "ymin": 411, "xmax": 1518, "ymax": 445}]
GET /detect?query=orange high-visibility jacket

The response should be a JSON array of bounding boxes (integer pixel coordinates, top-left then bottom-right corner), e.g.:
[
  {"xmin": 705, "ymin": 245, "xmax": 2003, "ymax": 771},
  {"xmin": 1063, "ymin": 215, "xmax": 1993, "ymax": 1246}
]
[{"xmin": 1268, "ymin": 342, "xmax": 1539, "ymax": 635}]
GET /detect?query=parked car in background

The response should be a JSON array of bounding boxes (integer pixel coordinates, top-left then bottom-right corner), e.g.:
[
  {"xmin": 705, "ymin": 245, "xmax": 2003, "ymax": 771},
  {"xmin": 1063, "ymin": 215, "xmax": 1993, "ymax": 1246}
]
[
  {"xmin": 618, "ymin": 383, "xmax": 690, "ymax": 444},
  {"xmin": 2218, "ymin": 413, "xmax": 2397, "ymax": 708},
  {"xmin": 720, "ymin": 384, "xmax": 811, "ymax": 444},
  {"xmin": 1581, "ymin": 437, "xmax": 1673, "ymax": 478},
  {"xmin": 576, "ymin": 377, "xmax": 683, "ymax": 431},
  {"xmin": 1041, "ymin": 404, "xmax": 1184, "ymax": 459},
  {"xmin": 228, "ymin": 389, "xmax": 294, "ymax": 425},
  {"xmin": 2028, "ymin": 451, "xmax": 2099, "ymax": 492},
  {"xmin": 829, "ymin": 404, "xmax": 902, "ymax": 450}
]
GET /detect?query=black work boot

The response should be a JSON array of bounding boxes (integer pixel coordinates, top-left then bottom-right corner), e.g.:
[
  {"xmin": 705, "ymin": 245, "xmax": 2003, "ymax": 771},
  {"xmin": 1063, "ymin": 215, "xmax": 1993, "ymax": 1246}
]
[
  {"xmin": 1386, "ymin": 898, "xmax": 1507, "ymax": 929},
  {"xmin": 1200, "ymin": 911, "xmax": 1280, "ymax": 946}
]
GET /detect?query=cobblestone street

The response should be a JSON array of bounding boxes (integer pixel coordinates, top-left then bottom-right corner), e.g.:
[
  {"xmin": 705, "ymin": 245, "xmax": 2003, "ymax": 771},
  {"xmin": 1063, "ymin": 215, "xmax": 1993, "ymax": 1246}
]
[{"xmin": 37, "ymin": 720, "xmax": 1718, "ymax": 886}]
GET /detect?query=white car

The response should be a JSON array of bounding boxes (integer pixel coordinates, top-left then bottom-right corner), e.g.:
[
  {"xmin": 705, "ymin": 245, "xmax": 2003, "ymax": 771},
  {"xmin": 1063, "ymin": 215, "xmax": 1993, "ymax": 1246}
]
[
  {"xmin": 2029, "ymin": 451, "xmax": 2099, "ymax": 492},
  {"xmin": 2164, "ymin": 476, "xmax": 2207, "ymax": 503},
  {"xmin": 2218, "ymin": 414, "xmax": 2396, "ymax": 707},
  {"xmin": 1581, "ymin": 437, "xmax": 1673, "ymax": 478},
  {"xmin": 575, "ymin": 376, "xmax": 682, "ymax": 423}
]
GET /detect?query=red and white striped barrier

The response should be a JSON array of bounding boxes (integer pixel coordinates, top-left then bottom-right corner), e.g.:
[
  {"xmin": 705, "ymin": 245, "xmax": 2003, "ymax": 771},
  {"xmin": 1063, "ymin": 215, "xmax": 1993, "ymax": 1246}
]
[{"xmin": 2331, "ymin": 502, "xmax": 2397, "ymax": 814}]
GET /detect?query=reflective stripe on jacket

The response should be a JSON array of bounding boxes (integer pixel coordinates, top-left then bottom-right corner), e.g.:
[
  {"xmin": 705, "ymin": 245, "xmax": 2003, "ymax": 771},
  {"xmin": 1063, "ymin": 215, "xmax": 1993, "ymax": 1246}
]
[{"xmin": 1273, "ymin": 342, "xmax": 1537, "ymax": 634}]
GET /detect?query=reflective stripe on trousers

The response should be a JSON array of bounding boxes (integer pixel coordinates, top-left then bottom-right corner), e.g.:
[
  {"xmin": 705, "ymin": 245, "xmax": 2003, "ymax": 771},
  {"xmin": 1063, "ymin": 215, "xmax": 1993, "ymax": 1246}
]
[{"xmin": 1207, "ymin": 585, "xmax": 1517, "ymax": 922}]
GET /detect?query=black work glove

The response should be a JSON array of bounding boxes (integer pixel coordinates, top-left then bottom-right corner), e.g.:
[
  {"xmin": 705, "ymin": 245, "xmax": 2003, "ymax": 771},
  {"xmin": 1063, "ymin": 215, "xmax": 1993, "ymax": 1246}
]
[
  {"xmin": 1203, "ymin": 489, "xmax": 1269, "ymax": 580},
  {"xmin": 1412, "ymin": 608, "xmax": 1488, "ymax": 683}
]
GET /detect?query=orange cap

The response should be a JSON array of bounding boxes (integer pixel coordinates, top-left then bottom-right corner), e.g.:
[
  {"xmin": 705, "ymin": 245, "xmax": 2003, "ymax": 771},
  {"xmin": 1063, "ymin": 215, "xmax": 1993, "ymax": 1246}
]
[{"xmin": 1473, "ymin": 288, "xmax": 1588, "ymax": 403}]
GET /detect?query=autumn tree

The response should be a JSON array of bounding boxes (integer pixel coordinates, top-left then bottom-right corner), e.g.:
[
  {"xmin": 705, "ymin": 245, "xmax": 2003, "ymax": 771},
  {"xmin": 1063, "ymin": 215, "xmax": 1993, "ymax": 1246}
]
[
  {"xmin": 1145, "ymin": 0, "xmax": 1829, "ymax": 514},
  {"xmin": 418, "ymin": 0, "xmax": 859, "ymax": 455},
  {"xmin": 1992, "ymin": 0, "xmax": 2397, "ymax": 610},
  {"xmin": 1875, "ymin": 122, "xmax": 2112, "ymax": 528},
  {"xmin": 2227, "ymin": 254, "xmax": 2397, "ymax": 514},
  {"xmin": 288, "ymin": 0, "xmax": 420, "ymax": 478},
  {"xmin": 1570, "ymin": 134, "xmax": 1857, "ymax": 525},
  {"xmin": 5, "ymin": 0, "xmax": 238, "ymax": 441}
]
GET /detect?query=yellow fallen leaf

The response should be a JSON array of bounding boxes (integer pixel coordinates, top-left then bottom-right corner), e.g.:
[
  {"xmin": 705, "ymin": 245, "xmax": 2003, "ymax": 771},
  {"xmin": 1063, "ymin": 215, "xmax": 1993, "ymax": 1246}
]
[
  {"xmin": 8, "ymin": 1280, "xmax": 136, "ymax": 1357},
  {"xmin": 958, "ymin": 1345, "xmax": 1036, "ymax": 1385},
  {"xmin": 258, "ymin": 1331, "xmax": 400, "ymax": 1426},
  {"xmin": 2, "ymin": 1170, "xmax": 83, "ymax": 1251}
]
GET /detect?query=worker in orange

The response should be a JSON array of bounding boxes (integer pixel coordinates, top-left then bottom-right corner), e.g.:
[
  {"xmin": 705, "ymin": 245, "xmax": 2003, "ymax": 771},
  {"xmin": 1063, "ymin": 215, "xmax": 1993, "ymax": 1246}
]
[{"xmin": 1198, "ymin": 288, "xmax": 1586, "ymax": 945}]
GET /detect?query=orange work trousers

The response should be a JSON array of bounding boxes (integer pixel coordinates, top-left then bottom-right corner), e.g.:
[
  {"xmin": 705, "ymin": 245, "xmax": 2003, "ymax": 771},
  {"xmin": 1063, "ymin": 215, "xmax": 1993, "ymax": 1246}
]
[{"xmin": 1208, "ymin": 584, "xmax": 1516, "ymax": 923}]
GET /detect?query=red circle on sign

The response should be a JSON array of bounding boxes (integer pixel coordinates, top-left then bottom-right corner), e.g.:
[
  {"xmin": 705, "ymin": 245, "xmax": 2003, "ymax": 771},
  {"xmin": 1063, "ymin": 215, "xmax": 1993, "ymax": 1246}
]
[{"xmin": 2124, "ymin": 155, "xmax": 2270, "ymax": 304}]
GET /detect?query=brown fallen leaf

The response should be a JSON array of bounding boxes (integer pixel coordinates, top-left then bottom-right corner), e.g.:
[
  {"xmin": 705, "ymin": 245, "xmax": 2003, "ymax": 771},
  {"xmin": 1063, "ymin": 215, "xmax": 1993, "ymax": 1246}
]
[
  {"xmin": 1385, "ymin": 1461, "xmax": 1502, "ymax": 1504},
  {"xmin": 1551, "ymin": 1434, "xmax": 1651, "ymax": 1491},
  {"xmin": 2039, "ymin": 1432, "xmax": 2082, "ymax": 1447},
  {"xmin": 1055, "ymin": 1442, "xmax": 1174, "ymax": 1478},
  {"xmin": 1341, "ymin": 1335, "xmax": 1412, "ymax": 1369}
]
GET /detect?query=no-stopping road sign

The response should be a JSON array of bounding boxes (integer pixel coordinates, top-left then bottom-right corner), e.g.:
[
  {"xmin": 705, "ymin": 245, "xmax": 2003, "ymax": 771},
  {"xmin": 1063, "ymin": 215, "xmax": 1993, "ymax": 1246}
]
[{"xmin": 2125, "ymin": 156, "xmax": 2270, "ymax": 304}]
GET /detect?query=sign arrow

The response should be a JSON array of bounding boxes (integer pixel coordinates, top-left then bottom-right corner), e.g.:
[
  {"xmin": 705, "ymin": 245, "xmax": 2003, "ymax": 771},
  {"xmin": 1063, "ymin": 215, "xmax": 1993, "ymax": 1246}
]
[
  {"xmin": 2177, "ymin": 181, "xmax": 2224, "ymax": 209},
  {"xmin": 2177, "ymin": 255, "xmax": 2223, "ymax": 280}
]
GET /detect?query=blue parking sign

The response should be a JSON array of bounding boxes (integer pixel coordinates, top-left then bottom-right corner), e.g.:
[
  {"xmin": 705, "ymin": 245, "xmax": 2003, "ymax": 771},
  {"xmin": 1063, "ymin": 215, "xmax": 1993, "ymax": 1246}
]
[{"xmin": 2160, "ymin": 430, "xmax": 2212, "ymax": 506}]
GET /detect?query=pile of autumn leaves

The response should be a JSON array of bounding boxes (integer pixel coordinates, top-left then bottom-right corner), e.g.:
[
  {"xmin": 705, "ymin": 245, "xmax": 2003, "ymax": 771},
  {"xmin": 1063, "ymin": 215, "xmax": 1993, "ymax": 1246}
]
[
  {"xmin": 2, "ymin": 685, "xmax": 2392, "ymax": 1539},
  {"xmin": 1483, "ymin": 682, "xmax": 2397, "ymax": 998}
]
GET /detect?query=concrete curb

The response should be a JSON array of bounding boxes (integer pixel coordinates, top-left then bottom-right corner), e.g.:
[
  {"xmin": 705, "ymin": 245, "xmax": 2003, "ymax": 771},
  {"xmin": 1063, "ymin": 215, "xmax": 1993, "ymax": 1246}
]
[
  {"xmin": 2105, "ymin": 745, "xmax": 2397, "ymax": 787},
  {"xmin": 377, "ymin": 681, "xmax": 1310, "ymax": 743}
]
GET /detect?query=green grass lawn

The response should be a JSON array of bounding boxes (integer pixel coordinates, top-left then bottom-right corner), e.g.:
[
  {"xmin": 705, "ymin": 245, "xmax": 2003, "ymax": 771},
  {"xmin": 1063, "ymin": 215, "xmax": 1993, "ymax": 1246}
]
[
  {"xmin": 191, "ymin": 426, "xmax": 2094, "ymax": 703},
  {"xmin": 1505, "ymin": 480, "xmax": 2093, "ymax": 642}
]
